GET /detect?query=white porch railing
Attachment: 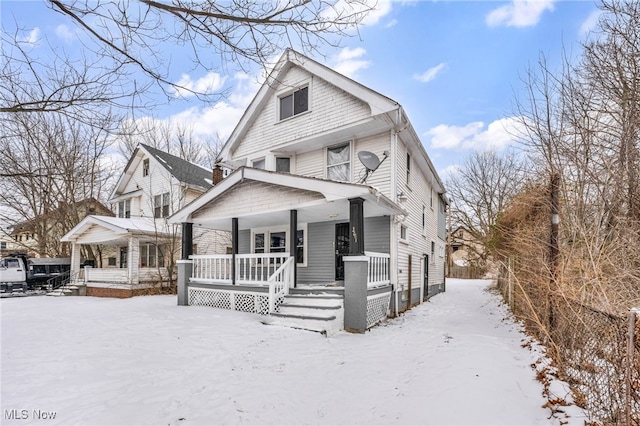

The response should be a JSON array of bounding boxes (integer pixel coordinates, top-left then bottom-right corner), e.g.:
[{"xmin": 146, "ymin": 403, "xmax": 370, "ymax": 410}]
[
  {"xmin": 190, "ymin": 253, "xmax": 291, "ymax": 285},
  {"xmin": 189, "ymin": 253, "xmax": 295, "ymax": 313},
  {"xmin": 268, "ymin": 256, "xmax": 294, "ymax": 312},
  {"xmin": 365, "ymin": 251, "xmax": 390, "ymax": 288},
  {"xmin": 83, "ymin": 267, "xmax": 171, "ymax": 284},
  {"xmin": 85, "ymin": 267, "xmax": 128, "ymax": 283}
]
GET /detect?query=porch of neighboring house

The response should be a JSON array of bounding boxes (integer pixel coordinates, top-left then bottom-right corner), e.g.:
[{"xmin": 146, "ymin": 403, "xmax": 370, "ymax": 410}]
[
  {"xmin": 61, "ymin": 216, "xmax": 176, "ymax": 298},
  {"xmin": 171, "ymin": 168, "xmax": 404, "ymax": 334}
]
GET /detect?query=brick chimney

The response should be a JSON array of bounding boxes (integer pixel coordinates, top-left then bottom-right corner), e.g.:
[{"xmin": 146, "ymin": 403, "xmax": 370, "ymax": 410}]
[{"xmin": 212, "ymin": 165, "xmax": 224, "ymax": 185}]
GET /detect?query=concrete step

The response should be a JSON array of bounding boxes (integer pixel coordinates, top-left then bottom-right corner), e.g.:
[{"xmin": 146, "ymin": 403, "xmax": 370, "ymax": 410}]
[
  {"xmin": 265, "ymin": 312, "xmax": 341, "ymax": 336},
  {"xmin": 283, "ymin": 294, "xmax": 343, "ymax": 307},
  {"xmin": 278, "ymin": 303, "xmax": 342, "ymax": 317},
  {"xmin": 290, "ymin": 286, "xmax": 344, "ymax": 296}
]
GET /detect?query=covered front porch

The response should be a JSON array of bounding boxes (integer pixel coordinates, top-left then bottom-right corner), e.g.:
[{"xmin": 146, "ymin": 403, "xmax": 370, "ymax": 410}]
[
  {"xmin": 170, "ymin": 167, "xmax": 403, "ymax": 333},
  {"xmin": 61, "ymin": 216, "xmax": 176, "ymax": 297}
]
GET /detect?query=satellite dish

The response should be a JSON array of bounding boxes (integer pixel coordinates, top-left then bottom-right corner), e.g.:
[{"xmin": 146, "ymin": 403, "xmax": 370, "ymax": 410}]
[
  {"xmin": 358, "ymin": 150, "xmax": 389, "ymax": 183},
  {"xmin": 358, "ymin": 151, "xmax": 381, "ymax": 172}
]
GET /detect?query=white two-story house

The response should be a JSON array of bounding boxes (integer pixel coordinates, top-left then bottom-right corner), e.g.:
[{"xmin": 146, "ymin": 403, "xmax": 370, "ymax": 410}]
[
  {"xmin": 61, "ymin": 144, "xmax": 228, "ymax": 297},
  {"xmin": 170, "ymin": 49, "xmax": 448, "ymax": 334}
]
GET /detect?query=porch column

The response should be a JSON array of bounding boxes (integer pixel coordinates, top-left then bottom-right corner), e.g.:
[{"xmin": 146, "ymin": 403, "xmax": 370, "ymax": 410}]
[
  {"xmin": 128, "ymin": 236, "xmax": 140, "ymax": 285},
  {"xmin": 349, "ymin": 197, "xmax": 365, "ymax": 255},
  {"xmin": 231, "ymin": 217, "xmax": 238, "ymax": 285},
  {"xmin": 343, "ymin": 256, "xmax": 368, "ymax": 333},
  {"xmin": 177, "ymin": 259, "xmax": 192, "ymax": 306},
  {"xmin": 289, "ymin": 209, "xmax": 297, "ymax": 287},
  {"xmin": 70, "ymin": 243, "xmax": 81, "ymax": 281},
  {"xmin": 181, "ymin": 222, "xmax": 193, "ymax": 260}
]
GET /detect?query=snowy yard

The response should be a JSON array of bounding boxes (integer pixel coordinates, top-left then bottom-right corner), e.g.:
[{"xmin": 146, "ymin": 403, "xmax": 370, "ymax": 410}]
[{"xmin": 1, "ymin": 279, "xmax": 584, "ymax": 425}]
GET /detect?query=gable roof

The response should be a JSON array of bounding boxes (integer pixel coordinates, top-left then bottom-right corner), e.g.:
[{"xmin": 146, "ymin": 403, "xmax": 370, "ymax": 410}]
[
  {"xmin": 140, "ymin": 144, "xmax": 212, "ymax": 190},
  {"xmin": 219, "ymin": 49, "xmax": 400, "ymax": 161},
  {"xmin": 218, "ymin": 49, "xmax": 447, "ymax": 196},
  {"xmin": 110, "ymin": 144, "xmax": 213, "ymax": 199},
  {"xmin": 61, "ymin": 215, "xmax": 171, "ymax": 243}
]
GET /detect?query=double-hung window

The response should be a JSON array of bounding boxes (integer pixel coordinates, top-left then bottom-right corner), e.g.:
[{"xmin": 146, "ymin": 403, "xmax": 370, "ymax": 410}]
[
  {"xmin": 252, "ymin": 228, "xmax": 306, "ymax": 265},
  {"xmin": 327, "ymin": 143, "xmax": 351, "ymax": 182},
  {"xmin": 279, "ymin": 86, "xmax": 308, "ymax": 120},
  {"xmin": 118, "ymin": 200, "xmax": 131, "ymax": 218},
  {"xmin": 142, "ymin": 159, "xmax": 149, "ymax": 177},
  {"xmin": 154, "ymin": 193, "xmax": 170, "ymax": 218},
  {"xmin": 140, "ymin": 244, "xmax": 165, "ymax": 268}
]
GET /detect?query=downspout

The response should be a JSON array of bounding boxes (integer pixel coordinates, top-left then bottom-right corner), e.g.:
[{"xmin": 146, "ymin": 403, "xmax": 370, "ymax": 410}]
[{"xmin": 390, "ymin": 112, "xmax": 400, "ymax": 318}]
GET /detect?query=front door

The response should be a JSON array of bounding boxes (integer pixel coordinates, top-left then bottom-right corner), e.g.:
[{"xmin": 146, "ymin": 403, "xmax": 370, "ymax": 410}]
[
  {"xmin": 423, "ymin": 255, "xmax": 429, "ymax": 298},
  {"xmin": 335, "ymin": 223, "xmax": 350, "ymax": 280},
  {"xmin": 120, "ymin": 247, "xmax": 128, "ymax": 269}
]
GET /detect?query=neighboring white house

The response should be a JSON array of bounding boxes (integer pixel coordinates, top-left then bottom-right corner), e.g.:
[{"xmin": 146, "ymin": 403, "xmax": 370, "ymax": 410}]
[
  {"xmin": 61, "ymin": 144, "xmax": 228, "ymax": 297},
  {"xmin": 169, "ymin": 49, "xmax": 448, "ymax": 334}
]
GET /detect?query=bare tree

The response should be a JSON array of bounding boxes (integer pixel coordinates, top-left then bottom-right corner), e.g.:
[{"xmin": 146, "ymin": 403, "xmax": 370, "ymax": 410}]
[
  {"xmin": 446, "ymin": 149, "xmax": 525, "ymax": 267},
  {"xmin": 2, "ymin": 0, "xmax": 374, "ymax": 119},
  {"xmin": 114, "ymin": 118, "xmax": 224, "ymax": 167},
  {"xmin": 0, "ymin": 109, "xmax": 115, "ymax": 258}
]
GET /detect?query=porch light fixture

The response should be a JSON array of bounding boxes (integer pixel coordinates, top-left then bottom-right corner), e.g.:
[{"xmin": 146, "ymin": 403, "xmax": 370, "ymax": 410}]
[{"xmin": 397, "ymin": 192, "xmax": 408, "ymax": 203}]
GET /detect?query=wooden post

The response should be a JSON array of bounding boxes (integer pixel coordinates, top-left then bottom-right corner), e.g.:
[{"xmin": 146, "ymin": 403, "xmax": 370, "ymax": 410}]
[
  {"xmin": 626, "ymin": 310, "xmax": 637, "ymax": 426},
  {"xmin": 549, "ymin": 173, "xmax": 560, "ymax": 330},
  {"xmin": 289, "ymin": 209, "xmax": 297, "ymax": 288},
  {"xmin": 550, "ymin": 173, "xmax": 560, "ymax": 281},
  {"xmin": 231, "ymin": 218, "xmax": 238, "ymax": 285},
  {"xmin": 407, "ymin": 254, "xmax": 412, "ymax": 310}
]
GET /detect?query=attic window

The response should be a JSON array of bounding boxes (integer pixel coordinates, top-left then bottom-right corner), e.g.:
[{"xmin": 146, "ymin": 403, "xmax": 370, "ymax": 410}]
[
  {"xmin": 279, "ymin": 86, "xmax": 308, "ymax": 120},
  {"xmin": 143, "ymin": 159, "xmax": 149, "ymax": 177}
]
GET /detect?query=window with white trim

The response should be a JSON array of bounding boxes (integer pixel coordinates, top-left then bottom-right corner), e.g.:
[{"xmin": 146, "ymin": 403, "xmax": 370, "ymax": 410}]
[
  {"xmin": 140, "ymin": 244, "xmax": 165, "ymax": 268},
  {"xmin": 276, "ymin": 157, "xmax": 291, "ymax": 173},
  {"xmin": 154, "ymin": 193, "xmax": 170, "ymax": 218},
  {"xmin": 400, "ymin": 224, "xmax": 408, "ymax": 242},
  {"xmin": 406, "ymin": 153, "xmax": 411, "ymax": 186},
  {"xmin": 251, "ymin": 226, "xmax": 307, "ymax": 265},
  {"xmin": 142, "ymin": 159, "xmax": 149, "ymax": 177},
  {"xmin": 252, "ymin": 158, "xmax": 265, "ymax": 169},
  {"xmin": 279, "ymin": 86, "xmax": 308, "ymax": 120},
  {"xmin": 326, "ymin": 142, "xmax": 351, "ymax": 182},
  {"xmin": 118, "ymin": 199, "xmax": 131, "ymax": 218}
]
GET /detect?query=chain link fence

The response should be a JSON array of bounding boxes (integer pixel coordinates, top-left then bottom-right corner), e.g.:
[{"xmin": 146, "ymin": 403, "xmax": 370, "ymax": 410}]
[{"xmin": 498, "ymin": 265, "xmax": 639, "ymax": 425}]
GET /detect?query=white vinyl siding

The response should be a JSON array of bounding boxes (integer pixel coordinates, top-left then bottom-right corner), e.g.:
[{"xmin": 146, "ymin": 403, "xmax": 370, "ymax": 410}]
[{"xmin": 233, "ymin": 67, "xmax": 370, "ymax": 159}]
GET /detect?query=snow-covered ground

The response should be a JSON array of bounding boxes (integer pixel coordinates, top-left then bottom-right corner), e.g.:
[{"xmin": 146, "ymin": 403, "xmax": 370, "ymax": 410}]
[{"xmin": 1, "ymin": 279, "xmax": 585, "ymax": 425}]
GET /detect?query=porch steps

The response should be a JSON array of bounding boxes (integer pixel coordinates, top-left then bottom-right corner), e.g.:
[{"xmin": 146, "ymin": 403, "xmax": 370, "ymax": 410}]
[
  {"xmin": 265, "ymin": 293, "xmax": 344, "ymax": 336},
  {"xmin": 46, "ymin": 284, "xmax": 83, "ymax": 297}
]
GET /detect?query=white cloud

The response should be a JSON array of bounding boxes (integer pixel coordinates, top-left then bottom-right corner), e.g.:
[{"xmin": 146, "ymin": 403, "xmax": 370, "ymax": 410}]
[
  {"xmin": 55, "ymin": 24, "xmax": 75, "ymax": 42},
  {"xmin": 362, "ymin": 0, "xmax": 393, "ymax": 26},
  {"xmin": 333, "ymin": 47, "xmax": 370, "ymax": 78},
  {"xmin": 486, "ymin": 0, "xmax": 555, "ymax": 28},
  {"xmin": 425, "ymin": 117, "xmax": 524, "ymax": 151},
  {"xmin": 172, "ymin": 72, "xmax": 226, "ymax": 98},
  {"xmin": 322, "ymin": 0, "xmax": 393, "ymax": 28},
  {"xmin": 385, "ymin": 19, "xmax": 398, "ymax": 28},
  {"xmin": 18, "ymin": 28, "xmax": 40, "ymax": 45},
  {"xmin": 413, "ymin": 63, "xmax": 447, "ymax": 83},
  {"xmin": 579, "ymin": 9, "xmax": 602, "ymax": 36},
  {"xmin": 440, "ymin": 164, "xmax": 462, "ymax": 178}
]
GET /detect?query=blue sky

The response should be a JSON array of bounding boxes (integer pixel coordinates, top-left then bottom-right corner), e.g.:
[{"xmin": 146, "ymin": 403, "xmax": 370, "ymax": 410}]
[{"xmin": 2, "ymin": 0, "xmax": 600, "ymax": 176}]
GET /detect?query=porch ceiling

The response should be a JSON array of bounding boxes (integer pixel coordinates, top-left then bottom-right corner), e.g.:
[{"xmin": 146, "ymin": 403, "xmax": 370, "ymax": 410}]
[
  {"xmin": 172, "ymin": 167, "xmax": 404, "ymax": 231},
  {"xmin": 192, "ymin": 193, "xmax": 398, "ymax": 231}
]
